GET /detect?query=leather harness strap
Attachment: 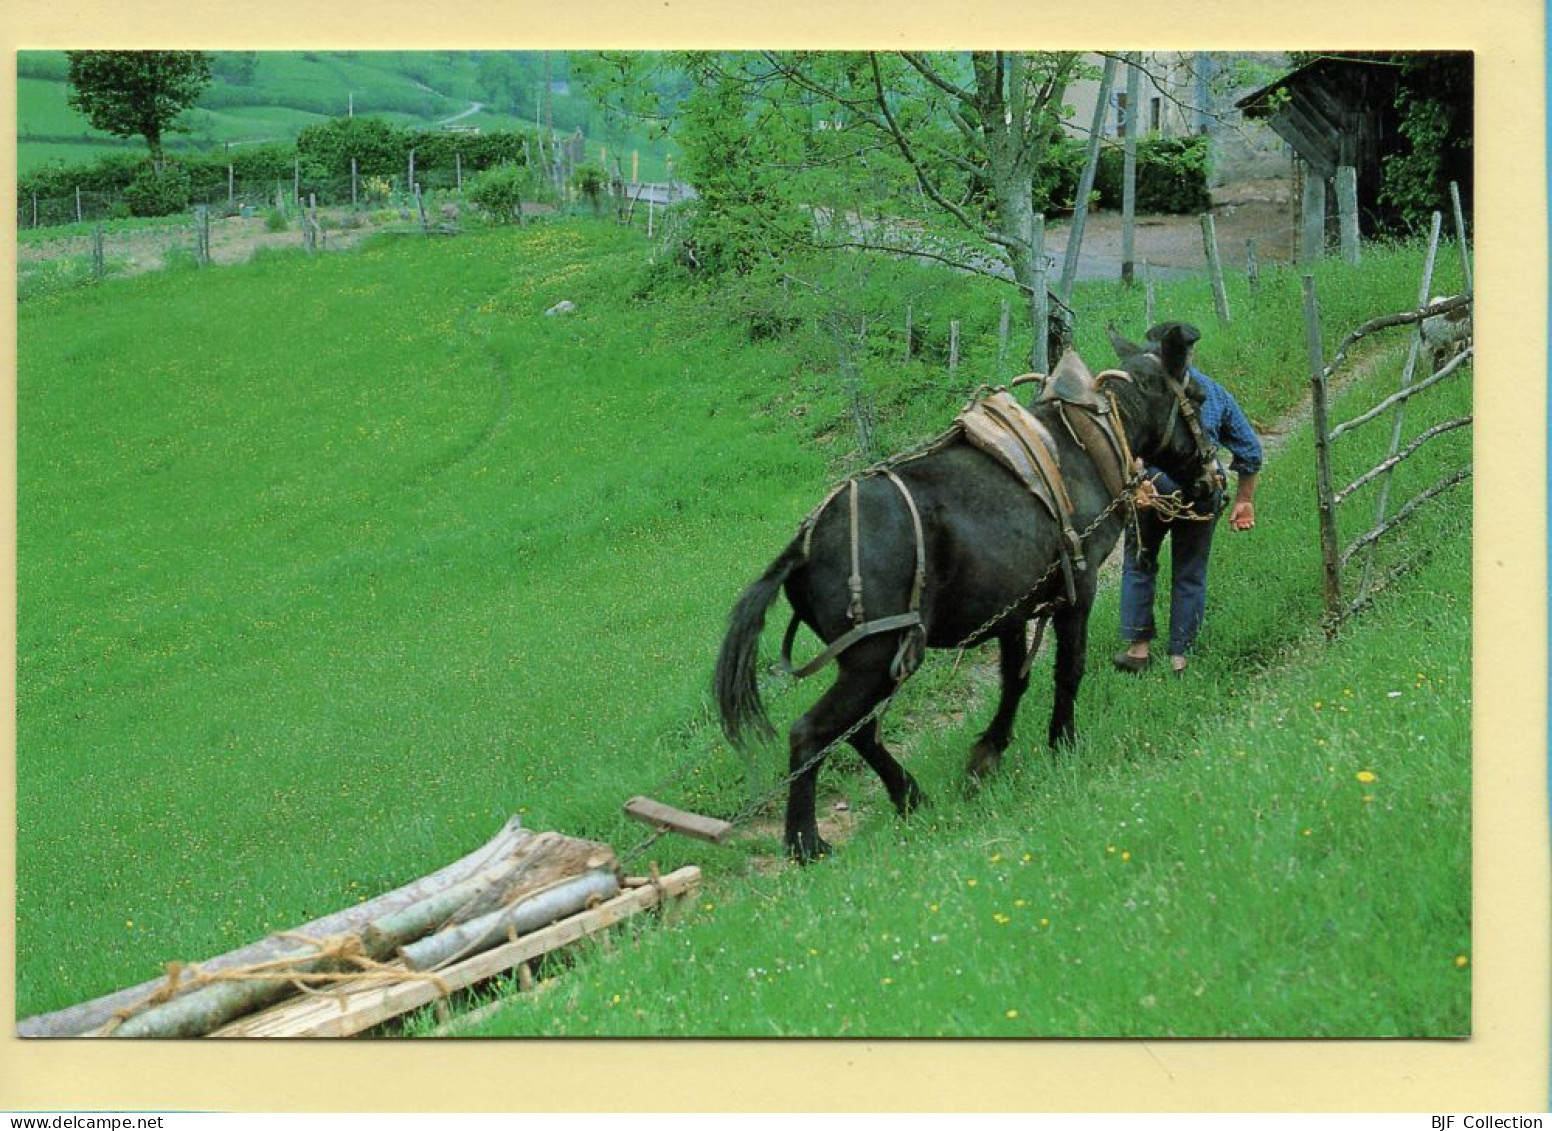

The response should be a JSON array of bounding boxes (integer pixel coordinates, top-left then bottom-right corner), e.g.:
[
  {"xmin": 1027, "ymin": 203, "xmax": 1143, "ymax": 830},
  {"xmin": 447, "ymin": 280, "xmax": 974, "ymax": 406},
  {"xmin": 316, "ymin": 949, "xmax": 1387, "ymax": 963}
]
[
  {"xmin": 782, "ymin": 471, "xmax": 928, "ymax": 683},
  {"xmin": 781, "ymin": 371, "xmax": 1148, "ymax": 684}
]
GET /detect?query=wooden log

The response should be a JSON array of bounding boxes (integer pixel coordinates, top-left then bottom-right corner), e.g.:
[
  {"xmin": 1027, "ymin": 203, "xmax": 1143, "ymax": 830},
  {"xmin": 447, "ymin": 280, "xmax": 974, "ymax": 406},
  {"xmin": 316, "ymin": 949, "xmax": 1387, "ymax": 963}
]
[
  {"xmin": 100, "ymin": 828, "xmax": 613, "ymax": 1039},
  {"xmin": 19, "ymin": 816, "xmax": 533, "ymax": 1038},
  {"xmin": 362, "ymin": 829, "xmax": 615, "ymax": 953},
  {"xmin": 105, "ymin": 937, "xmax": 358, "ymax": 1038},
  {"xmin": 399, "ymin": 871, "xmax": 620, "ymax": 971},
  {"xmin": 624, "ymin": 796, "xmax": 733, "ymax": 844},
  {"xmin": 212, "ymin": 867, "xmax": 701, "ymax": 1038}
]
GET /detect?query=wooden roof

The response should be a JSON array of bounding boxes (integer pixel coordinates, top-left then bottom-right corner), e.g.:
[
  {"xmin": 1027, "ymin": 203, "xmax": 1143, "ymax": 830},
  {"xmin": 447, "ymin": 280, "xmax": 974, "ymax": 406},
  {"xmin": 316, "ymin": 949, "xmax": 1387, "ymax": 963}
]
[{"xmin": 1236, "ymin": 57, "xmax": 1403, "ymax": 179}]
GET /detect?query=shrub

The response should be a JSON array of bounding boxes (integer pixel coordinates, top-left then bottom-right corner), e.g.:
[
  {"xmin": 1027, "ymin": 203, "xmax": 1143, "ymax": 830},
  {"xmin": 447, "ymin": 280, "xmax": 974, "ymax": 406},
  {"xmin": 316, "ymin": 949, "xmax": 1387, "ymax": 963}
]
[
  {"xmin": 572, "ymin": 163, "xmax": 607, "ymax": 214},
  {"xmin": 468, "ymin": 165, "xmax": 532, "ymax": 224},
  {"xmin": 1093, "ymin": 136, "xmax": 1213, "ymax": 215},
  {"xmin": 124, "ymin": 164, "xmax": 191, "ymax": 218},
  {"xmin": 264, "ymin": 207, "xmax": 289, "ymax": 233}
]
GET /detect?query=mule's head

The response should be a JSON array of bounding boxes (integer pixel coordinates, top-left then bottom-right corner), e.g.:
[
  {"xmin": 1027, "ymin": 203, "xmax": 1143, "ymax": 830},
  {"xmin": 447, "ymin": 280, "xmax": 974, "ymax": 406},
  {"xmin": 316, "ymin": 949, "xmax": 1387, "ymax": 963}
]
[{"xmin": 1104, "ymin": 320, "xmax": 1222, "ymax": 503}]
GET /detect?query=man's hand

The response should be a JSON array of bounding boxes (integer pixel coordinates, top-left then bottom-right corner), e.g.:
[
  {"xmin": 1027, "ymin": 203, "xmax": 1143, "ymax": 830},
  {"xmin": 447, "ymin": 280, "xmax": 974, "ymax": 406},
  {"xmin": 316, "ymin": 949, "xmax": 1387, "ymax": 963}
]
[
  {"xmin": 1132, "ymin": 458, "xmax": 1158, "ymax": 509},
  {"xmin": 1229, "ymin": 501, "xmax": 1256, "ymax": 531}
]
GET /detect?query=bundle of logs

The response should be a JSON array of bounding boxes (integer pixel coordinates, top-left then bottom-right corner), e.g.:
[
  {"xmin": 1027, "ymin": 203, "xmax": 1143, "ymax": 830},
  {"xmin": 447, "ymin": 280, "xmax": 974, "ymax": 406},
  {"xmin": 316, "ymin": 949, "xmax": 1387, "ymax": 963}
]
[{"xmin": 19, "ymin": 817, "xmax": 700, "ymax": 1039}]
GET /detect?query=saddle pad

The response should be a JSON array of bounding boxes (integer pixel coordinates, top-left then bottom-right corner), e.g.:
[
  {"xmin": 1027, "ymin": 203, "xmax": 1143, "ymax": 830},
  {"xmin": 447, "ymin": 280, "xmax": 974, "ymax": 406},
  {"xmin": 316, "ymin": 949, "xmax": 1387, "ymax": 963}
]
[{"xmin": 957, "ymin": 391, "xmax": 1074, "ymax": 521}]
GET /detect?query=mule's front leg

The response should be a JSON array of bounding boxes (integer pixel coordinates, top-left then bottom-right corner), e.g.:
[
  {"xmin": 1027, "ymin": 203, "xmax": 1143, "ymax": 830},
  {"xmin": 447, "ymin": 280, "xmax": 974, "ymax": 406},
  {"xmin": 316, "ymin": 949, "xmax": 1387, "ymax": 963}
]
[{"xmin": 1047, "ymin": 605, "xmax": 1090, "ymax": 747}]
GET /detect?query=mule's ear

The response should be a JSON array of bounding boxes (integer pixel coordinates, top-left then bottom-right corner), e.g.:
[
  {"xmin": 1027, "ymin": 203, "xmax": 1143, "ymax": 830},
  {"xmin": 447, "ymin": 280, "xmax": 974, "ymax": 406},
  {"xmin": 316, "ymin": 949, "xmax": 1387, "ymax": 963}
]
[
  {"xmin": 1156, "ymin": 322, "xmax": 1200, "ymax": 379},
  {"xmin": 1106, "ymin": 323, "xmax": 1146, "ymax": 363}
]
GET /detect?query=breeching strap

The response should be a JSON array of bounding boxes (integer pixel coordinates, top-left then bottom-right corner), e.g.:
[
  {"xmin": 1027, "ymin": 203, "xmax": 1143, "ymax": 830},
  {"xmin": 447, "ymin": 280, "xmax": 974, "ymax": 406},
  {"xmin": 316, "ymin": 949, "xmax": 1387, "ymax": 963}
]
[{"xmin": 781, "ymin": 470, "xmax": 927, "ymax": 682}]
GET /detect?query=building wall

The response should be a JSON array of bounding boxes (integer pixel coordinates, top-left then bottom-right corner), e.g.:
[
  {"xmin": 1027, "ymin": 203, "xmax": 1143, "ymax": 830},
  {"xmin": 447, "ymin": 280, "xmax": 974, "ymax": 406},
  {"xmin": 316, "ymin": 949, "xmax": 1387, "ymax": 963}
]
[{"xmin": 1061, "ymin": 52, "xmax": 1294, "ymax": 186}]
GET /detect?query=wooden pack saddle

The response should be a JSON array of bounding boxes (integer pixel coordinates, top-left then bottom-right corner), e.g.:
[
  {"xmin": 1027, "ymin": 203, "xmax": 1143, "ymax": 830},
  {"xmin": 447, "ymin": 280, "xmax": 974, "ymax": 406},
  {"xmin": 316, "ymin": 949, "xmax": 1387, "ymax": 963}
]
[{"xmin": 955, "ymin": 352, "xmax": 1133, "ymax": 603}]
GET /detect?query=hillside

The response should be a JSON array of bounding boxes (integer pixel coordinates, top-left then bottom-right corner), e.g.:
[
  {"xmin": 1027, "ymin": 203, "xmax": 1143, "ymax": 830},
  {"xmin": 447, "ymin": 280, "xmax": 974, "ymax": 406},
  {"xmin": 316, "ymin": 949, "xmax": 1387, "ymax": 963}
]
[
  {"xmin": 17, "ymin": 50, "xmax": 669, "ymax": 176},
  {"xmin": 17, "ymin": 216, "xmax": 1471, "ymax": 1038}
]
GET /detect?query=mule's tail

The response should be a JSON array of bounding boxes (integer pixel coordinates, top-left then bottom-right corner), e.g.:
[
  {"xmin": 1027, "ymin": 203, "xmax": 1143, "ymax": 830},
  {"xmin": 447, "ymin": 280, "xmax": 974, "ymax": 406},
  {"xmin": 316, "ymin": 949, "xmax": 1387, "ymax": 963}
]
[{"xmin": 714, "ymin": 538, "xmax": 805, "ymax": 750}]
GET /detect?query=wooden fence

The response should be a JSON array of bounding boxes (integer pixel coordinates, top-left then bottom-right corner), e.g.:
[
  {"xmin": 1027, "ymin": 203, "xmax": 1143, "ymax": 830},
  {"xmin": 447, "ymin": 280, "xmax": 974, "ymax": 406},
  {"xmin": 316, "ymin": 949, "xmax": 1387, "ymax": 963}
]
[{"xmin": 1301, "ymin": 208, "xmax": 1473, "ymax": 629}]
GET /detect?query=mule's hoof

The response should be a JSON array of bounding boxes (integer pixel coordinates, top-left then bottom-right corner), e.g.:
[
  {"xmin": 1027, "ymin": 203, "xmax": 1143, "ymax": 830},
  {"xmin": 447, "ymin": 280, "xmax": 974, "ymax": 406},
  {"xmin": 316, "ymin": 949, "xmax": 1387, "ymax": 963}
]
[
  {"xmin": 966, "ymin": 745, "xmax": 1002, "ymax": 782},
  {"xmin": 896, "ymin": 777, "xmax": 927, "ymax": 816},
  {"xmin": 787, "ymin": 832, "xmax": 833, "ymax": 864}
]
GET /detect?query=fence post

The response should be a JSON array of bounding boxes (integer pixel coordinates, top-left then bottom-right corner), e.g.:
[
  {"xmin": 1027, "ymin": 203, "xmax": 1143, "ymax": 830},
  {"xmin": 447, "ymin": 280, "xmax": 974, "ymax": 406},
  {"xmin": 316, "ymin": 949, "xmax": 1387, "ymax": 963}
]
[
  {"xmin": 32, "ymin": 194, "xmax": 38, "ymax": 228},
  {"xmin": 351, "ymin": 158, "xmax": 359, "ymax": 208},
  {"xmin": 1031, "ymin": 213, "xmax": 1049, "ymax": 374},
  {"xmin": 1300, "ymin": 161, "xmax": 1326, "ymax": 265},
  {"xmin": 1301, "ymin": 274, "xmax": 1343, "ymax": 628},
  {"xmin": 1060, "ymin": 54, "xmax": 1119, "ymax": 301},
  {"xmin": 75, "ymin": 186, "xmax": 83, "ymax": 224},
  {"xmin": 904, "ymin": 303, "xmax": 914, "ymax": 362},
  {"xmin": 1449, "ymin": 181, "xmax": 1473, "ymax": 293},
  {"xmin": 1142, "ymin": 258, "xmax": 1155, "ymax": 327},
  {"xmin": 1245, "ymin": 238, "xmax": 1260, "ymax": 295},
  {"xmin": 455, "ymin": 151, "xmax": 463, "ymax": 192},
  {"xmin": 998, "ymin": 299, "xmax": 1011, "ymax": 369},
  {"xmin": 407, "ymin": 149, "xmax": 415, "ymax": 197},
  {"xmin": 194, "ymin": 205, "xmax": 210, "ymax": 266},
  {"xmin": 1362, "ymin": 211, "xmax": 1443, "ymax": 591},
  {"xmin": 949, "ymin": 320, "xmax": 960, "ymax": 374},
  {"xmin": 1120, "ymin": 51, "xmax": 1142, "ymax": 285},
  {"xmin": 415, "ymin": 184, "xmax": 429, "ymax": 234},
  {"xmin": 1200, "ymin": 213, "xmax": 1231, "ymax": 325},
  {"xmin": 1336, "ymin": 165, "xmax": 1361, "ymax": 266},
  {"xmin": 228, "ymin": 164, "xmax": 235, "ymax": 204},
  {"xmin": 92, "ymin": 224, "xmax": 105, "ymax": 279},
  {"xmin": 293, "ymin": 158, "xmax": 300, "ymax": 205}
]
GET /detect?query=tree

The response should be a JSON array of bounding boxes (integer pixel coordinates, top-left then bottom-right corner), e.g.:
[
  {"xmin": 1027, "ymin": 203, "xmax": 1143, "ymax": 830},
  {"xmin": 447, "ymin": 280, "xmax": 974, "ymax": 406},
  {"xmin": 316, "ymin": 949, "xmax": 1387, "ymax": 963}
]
[
  {"xmin": 66, "ymin": 50, "xmax": 212, "ymax": 172},
  {"xmin": 580, "ymin": 51, "xmax": 1090, "ymax": 359}
]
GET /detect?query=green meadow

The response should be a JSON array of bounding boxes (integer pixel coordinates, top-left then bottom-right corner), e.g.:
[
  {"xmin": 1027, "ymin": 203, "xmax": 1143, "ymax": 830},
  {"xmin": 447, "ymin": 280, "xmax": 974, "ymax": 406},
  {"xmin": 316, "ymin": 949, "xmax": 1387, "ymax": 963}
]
[{"xmin": 17, "ymin": 220, "xmax": 1470, "ymax": 1036}]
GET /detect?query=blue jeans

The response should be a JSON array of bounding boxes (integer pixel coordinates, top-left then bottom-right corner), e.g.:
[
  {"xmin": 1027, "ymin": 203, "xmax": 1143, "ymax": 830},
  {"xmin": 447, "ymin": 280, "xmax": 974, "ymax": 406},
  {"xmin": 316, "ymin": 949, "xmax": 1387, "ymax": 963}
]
[{"xmin": 1119, "ymin": 508, "xmax": 1220, "ymax": 656}]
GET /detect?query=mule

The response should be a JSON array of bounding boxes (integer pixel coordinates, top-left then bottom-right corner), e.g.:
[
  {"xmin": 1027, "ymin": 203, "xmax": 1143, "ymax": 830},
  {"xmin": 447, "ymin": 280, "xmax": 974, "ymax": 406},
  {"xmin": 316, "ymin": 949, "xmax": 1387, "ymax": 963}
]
[{"xmin": 713, "ymin": 323, "xmax": 1219, "ymax": 861}]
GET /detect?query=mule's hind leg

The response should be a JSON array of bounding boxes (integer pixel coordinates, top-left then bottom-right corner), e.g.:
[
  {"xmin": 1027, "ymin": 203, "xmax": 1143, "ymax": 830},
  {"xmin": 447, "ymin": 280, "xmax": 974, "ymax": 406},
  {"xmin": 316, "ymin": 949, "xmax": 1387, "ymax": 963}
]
[
  {"xmin": 966, "ymin": 622, "xmax": 1031, "ymax": 781},
  {"xmin": 1047, "ymin": 604, "xmax": 1091, "ymax": 747},
  {"xmin": 785, "ymin": 662, "xmax": 895, "ymax": 863},
  {"xmin": 850, "ymin": 716, "xmax": 925, "ymax": 817}
]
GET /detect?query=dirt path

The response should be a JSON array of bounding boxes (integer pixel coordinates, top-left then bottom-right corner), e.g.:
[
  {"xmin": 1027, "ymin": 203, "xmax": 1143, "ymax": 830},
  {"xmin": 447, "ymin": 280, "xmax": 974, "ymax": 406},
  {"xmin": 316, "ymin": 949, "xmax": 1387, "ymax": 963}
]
[
  {"xmin": 1051, "ymin": 177, "xmax": 1296, "ymax": 281},
  {"xmin": 19, "ymin": 177, "xmax": 1298, "ymax": 289}
]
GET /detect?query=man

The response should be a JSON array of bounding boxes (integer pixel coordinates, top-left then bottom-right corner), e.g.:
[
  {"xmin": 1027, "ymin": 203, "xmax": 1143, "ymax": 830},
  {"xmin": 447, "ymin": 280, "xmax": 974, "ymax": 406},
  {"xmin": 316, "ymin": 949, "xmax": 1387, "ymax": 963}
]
[{"xmin": 1114, "ymin": 321, "xmax": 1262, "ymax": 676}]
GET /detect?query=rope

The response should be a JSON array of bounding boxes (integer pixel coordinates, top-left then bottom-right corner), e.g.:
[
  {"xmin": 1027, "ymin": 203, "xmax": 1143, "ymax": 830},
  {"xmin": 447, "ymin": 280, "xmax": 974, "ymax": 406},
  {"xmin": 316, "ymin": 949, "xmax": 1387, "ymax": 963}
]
[{"xmin": 97, "ymin": 933, "xmax": 451, "ymax": 1036}]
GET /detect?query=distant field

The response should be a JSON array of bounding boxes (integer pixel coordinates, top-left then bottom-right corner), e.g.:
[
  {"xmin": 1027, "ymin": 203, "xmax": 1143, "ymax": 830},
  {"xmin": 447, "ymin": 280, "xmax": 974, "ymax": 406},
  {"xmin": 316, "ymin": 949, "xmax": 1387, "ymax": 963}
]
[{"xmin": 17, "ymin": 50, "xmax": 676, "ymax": 179}]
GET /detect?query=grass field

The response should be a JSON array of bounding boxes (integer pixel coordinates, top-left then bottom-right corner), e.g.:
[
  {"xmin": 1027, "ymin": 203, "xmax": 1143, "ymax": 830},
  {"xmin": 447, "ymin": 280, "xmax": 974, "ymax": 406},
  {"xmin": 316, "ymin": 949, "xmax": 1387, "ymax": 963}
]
[
  {"xmin": 16, "ymin": 219, "xmax": 1471, "ymax": 1036},
  {"xmin": 18, "ymin": 50, "xmax": 676, "ymax": 179}
]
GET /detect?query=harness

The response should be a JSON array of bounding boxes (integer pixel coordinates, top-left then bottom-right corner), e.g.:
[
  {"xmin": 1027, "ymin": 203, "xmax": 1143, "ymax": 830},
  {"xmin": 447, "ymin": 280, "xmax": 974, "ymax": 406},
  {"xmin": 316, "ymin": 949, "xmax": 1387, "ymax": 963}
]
[
  {"xmin": 781, "ymin": 470, "xmax": 927, "ymax": 683},
  {"xmin": 779, "ymin": 356, "xmax": 1143, "ymax": 684}
]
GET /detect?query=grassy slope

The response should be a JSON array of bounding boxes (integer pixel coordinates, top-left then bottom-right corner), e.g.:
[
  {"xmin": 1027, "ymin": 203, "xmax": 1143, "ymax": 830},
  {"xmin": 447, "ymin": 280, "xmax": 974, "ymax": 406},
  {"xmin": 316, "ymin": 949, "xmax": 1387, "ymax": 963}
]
[
  {"xmin": 17, "ymin": 225, "xmax": 1470, "ymax": 1037},
  {"xmin": 18, "ymin": 51, "xmax": 673, "ymax": 178}
]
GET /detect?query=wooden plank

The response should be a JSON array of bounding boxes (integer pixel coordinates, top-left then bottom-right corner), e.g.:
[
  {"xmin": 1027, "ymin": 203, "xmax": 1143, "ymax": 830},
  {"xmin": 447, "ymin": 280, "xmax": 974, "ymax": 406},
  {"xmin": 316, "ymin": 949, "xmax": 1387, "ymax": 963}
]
[
  {"xmin": 19, "ymin": 816, "xmax": 535, "ymax": 1038},
  {"xmin": 211, "ymin": 867, "xmax": 701, "ymax": 1038},
  {"xmin": 623, "ymin": 795, "xmax": 733, "ymax": 844}
]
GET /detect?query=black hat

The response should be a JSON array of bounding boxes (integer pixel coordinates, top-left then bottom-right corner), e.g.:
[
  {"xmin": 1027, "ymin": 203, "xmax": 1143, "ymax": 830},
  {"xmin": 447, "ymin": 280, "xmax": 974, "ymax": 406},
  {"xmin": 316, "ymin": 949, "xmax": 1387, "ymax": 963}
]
[{"xmin": 1144, "ymin": 321, "xmax": 1202, "ymax": 348}]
